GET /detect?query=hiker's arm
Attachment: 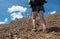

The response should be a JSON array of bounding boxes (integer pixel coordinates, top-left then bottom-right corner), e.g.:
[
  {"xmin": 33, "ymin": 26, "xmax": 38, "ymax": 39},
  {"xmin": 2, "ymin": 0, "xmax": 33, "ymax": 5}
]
[
  {"xmin": 28, "ymin": 0, "xmax": 32, "ymax": 7},
  {"xmin": 41, "ymin": 0, "xmax": 47, "ymax": 5},
  {"xmin": 29, "ymin": 5, "xmax": 31, "ymax": 8},
  {"xmin": 43, "ymin": 0, "xmax": 47, "ymax": 3}
]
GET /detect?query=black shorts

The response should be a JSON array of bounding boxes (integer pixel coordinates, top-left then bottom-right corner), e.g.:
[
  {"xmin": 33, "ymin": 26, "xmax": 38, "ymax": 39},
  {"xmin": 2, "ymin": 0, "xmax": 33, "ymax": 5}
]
[{"xmin": 32, "ymin": 5, "xmax": 45, "ymax": 12}]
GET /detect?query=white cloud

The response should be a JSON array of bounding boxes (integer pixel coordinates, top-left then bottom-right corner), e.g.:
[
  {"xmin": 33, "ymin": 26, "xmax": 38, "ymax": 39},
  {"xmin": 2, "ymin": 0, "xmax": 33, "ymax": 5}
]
[
  {"xmin": 0, "ymin": 22, "xmax": 5, "ymax": 24},
  {"xmin": 8, "ymin": 5, "xmax": 27, "ymax": 13},
  {"xmin": 11, "ymin": 12, "xmax": 23, "ymax": 20},
  {"xmin": 5, "ymin": 18, "xmax": 8, "ymax": 22},
  {"xmin": 50, "ymin": 11, "xmax": 56, "ymax": 14},
  {"xmin": 8, "ymin": 5, "xmax": 27, "ymax": 20},
  {"xmin": 0, "ymin": 18, "xmax": 8, "ymax": 24}
]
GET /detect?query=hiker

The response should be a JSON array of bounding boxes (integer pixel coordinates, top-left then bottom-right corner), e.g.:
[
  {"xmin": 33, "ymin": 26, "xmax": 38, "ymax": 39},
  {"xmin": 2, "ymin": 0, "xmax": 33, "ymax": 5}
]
[{"xmin": 28, "ymin": 0, "xmax": 47, "ymax": 32}]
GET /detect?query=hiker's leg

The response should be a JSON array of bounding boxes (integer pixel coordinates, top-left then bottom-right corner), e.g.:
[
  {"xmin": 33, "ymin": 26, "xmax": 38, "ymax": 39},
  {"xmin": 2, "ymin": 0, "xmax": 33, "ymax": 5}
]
[
  {"xmin": 39, "ymin": 10, "xmax": 46, "ymax": 32},
  {"xmin": 32, "ymin": 11, "xmax": 38, "ymax": 29}
]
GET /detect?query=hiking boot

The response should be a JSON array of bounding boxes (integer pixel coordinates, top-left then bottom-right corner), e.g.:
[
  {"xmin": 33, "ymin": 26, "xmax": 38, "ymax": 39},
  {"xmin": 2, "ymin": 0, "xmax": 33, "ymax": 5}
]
[
  {"xmin": 43, "ymin": 28, "xmax": 48, "ymax": 33},
  {"xmin": 32, "ymin": 26, "xmax": 37, "ymax": 32},
  {"xmin": 32, "ymin": 28, "xmax": 37, "ymax": 32},
  {"xmin": 43, "ymin": 28, "xmax": 46, "ymax": 32}
]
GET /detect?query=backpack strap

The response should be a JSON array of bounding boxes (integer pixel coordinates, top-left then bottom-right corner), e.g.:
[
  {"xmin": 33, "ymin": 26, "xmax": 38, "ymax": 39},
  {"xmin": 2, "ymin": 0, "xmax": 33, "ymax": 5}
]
[{"xmin": 28, "ymin": 0, "xmax": 47, "ymax": 7}]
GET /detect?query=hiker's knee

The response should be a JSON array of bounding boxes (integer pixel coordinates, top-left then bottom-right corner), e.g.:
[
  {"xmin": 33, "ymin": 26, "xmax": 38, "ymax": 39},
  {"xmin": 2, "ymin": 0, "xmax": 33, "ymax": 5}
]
[
  {"xmin": 32, "ymin": 11, "xmax": 38, "ymax": 19},
  {"xmin": 39, "ymin": 10, "xmax": 44, "ymax": 18},
  {"xmin": 33, "ymin": 15, "xmax": 36, "ymax": 21}
]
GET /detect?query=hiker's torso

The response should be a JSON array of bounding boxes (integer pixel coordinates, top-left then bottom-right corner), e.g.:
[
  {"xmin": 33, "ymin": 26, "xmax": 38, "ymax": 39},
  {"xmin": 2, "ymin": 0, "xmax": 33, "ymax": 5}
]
[{"xmin": 29, "ymin": 0, "xmax": 46, "ymax": 7}]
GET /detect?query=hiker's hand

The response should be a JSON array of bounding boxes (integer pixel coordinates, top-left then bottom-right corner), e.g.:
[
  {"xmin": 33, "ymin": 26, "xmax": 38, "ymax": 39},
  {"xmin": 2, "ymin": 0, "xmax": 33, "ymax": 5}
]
[{"xmin": 29, "ymin": 5, "xmax": 31, "ymax": 8}]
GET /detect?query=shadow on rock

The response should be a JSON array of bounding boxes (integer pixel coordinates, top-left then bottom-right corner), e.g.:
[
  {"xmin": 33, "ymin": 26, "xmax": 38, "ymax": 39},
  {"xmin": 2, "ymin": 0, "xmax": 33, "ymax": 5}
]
[{"xmin": 47, "ymin": 27, "xmax": 60, "ymax": 32}]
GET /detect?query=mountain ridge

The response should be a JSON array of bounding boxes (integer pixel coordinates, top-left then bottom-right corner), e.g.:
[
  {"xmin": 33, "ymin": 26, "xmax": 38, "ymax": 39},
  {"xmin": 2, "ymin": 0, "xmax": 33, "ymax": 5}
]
[{"xmin": 0, "ymin": 13, "xmax": 60, "ymax": 39}]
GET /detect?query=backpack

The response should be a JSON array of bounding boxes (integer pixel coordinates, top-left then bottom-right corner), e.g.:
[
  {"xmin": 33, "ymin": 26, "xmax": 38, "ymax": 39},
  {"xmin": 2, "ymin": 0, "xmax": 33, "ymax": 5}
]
[{"xmin": 29, "ymin": 0, "xmax": 47, "ymax": 7}]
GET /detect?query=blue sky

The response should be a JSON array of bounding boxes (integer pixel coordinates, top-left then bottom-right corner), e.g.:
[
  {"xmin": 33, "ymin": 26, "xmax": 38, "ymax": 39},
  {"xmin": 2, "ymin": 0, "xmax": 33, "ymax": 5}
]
[{"xmin": 0, "ymin": 0, "xmax": 60, "ymax": 24}]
